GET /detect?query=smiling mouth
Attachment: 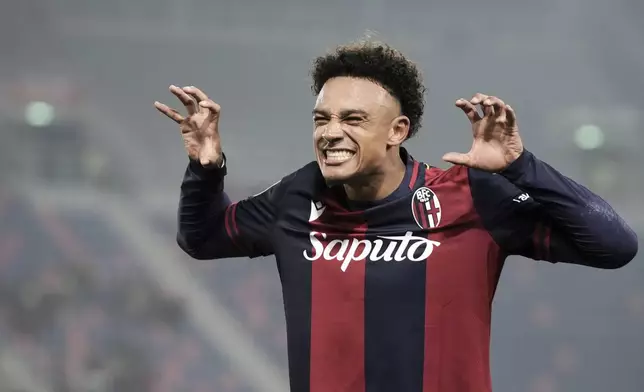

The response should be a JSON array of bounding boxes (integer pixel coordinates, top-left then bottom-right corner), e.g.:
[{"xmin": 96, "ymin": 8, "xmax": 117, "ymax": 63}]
[{"xmin": 323, "ymin": 149, "xmax": 355, "ymax": 165}]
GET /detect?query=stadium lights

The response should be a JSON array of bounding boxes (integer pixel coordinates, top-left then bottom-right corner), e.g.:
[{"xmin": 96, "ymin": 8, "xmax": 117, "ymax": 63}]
[
  {"xmin": 24, "ymin": 101, "xmax": 55, "ymax": 127},
  {"xmin": 573, "ymin": 124, "xmax": 605, "ymax": 150},
  {"xmin": 546, "ymin": 105, "xmax": 640, "ymax": 152}
]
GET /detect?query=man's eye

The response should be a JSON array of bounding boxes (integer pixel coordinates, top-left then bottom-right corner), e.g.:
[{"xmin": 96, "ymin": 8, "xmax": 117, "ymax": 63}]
[
  {"xmin": 345, "ymin": 117, "xmax": 363, "ymax": 123},
  {"xmin": 314, "ymin": 118, "xmax": 328, "ymax": 125}
]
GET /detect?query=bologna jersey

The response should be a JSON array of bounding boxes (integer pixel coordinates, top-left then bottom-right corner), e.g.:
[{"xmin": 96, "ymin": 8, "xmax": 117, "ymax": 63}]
[{"xmin": 177, "ymin": 148, "xmax": 637, "ymax": 392}]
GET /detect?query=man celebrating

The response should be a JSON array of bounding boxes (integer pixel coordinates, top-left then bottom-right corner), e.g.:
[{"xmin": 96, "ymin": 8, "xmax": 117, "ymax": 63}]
[{"xmin": 154, "ymin": 41, "xmax": 638, "ymax": 392}]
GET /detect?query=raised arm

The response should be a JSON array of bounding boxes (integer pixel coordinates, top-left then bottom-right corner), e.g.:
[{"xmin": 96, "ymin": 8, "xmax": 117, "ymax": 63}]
[
  {"xmin": 178, "ymin": 158, "xmax": 292, "ymax": 259},
  {"xmin": 155, "ymin": 85, "xmax": 288, "ymax": 260},
  {"xmin": 445, "ymin": 92, "xmax": 637, "ymax": 268},
  {"xmin": 469, "ymin": 152, "xmax": 638, "ymax": 268}
]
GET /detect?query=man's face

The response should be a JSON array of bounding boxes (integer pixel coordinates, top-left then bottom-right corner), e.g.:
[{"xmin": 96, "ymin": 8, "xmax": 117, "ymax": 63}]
[{"xmin": 313, "ymin": 77, "xmax": 406, "ymax": 183}]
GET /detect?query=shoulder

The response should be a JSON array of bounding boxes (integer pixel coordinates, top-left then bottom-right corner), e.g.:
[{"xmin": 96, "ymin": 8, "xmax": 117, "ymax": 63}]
[
  {"xmin": 412, "ymin": 164, "xmax": 475, "ymax": 228},
  {"xmin": 425, "ymin": 164, "xmax": 467, "ymax": 184},
  {"xmin": 418, "ymin": 163, "xmax": 539, "ymax": 224},
  {"xmin": 263, "ymin": 161, "xmax": 323, "ymax": 200},
  {"xmin": 467, "ymin": 167, "xmax": 538, "ymax": 209},
  {"xmin": 424, "ymin": 163, "xmax": 529, "ymax": 198},
  {"xmin": 283, "ymin": 161, "xmax": 323, "ymax": 190},
  {"xmin": 463, "ymin": 167, "xmax": 541, "ymax": 236}
]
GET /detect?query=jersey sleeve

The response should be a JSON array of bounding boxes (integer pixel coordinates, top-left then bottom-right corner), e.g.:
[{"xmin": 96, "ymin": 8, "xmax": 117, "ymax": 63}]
[
  {"xmin": 177, "ymin": 157, "xmax": 295, "ymax": 260},
  {"xmin": 468, "ymin": 150, "xmax": 638, "ymax": 269}
]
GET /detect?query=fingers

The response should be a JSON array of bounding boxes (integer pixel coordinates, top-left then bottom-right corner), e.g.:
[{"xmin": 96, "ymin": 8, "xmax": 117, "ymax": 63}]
[
  {"xmin": 154, "ymin": 101, "xmax": 184, "ymax": 123},
  {"xmin": 470, "ymin": 93, "xmax": 488, "ymax": 106},
  {"xmin": 170, "ymin": 85, "xmax": 198, "ymax": 114},
  {"xmin": 505, "ymin": 105, "xmax": 517, "ymax": 128},
  {"xmin": 183, "ymin": 86, "xmax": 221, "ymax": 120},
  {"xmin": 467, "ymin": 93, "xmax": 496, "ymax": 118},
  {"xmin": 469, "ymin": 93, "xmax": 515, "ymax": 126},
  {"xmin": 482, "ymin": 96, "xmax": 505, "ymax": 122},
  {"xmin": 442, "ymin": 152, "xmax": 472, "ymax": 166},
  {"xmin": 183, "ymin": 86, "xmax": 209, "ymax": 102},
  {"xmin": 157, "ymin": 85, "xmax": 221, "ymax": 123},
  {"xmin": 199, "ymin": 100, "xmax": 222, "ymax": 119},
  {"xmin": 455, "ymin": 99, "xmax": 482, "ymax": 123}
]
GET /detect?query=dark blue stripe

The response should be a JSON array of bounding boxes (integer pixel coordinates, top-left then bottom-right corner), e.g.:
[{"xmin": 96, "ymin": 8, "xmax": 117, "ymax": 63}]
[
  {"xmin": 363, "ymin": 158, "xmax": 428, "ymax": 392},
  {"xmin": 279, "ymin": 252, "xmax": 312, "ymax": 392},
  {"xmin": 364, "ymin": 257, "xmax": 427, "ymax": 392}
]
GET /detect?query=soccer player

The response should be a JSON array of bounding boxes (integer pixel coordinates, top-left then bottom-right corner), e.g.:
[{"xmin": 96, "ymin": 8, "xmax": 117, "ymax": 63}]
[{"xmin": 154, "ymin": 41, "xmax": 638, "ymax": 392}]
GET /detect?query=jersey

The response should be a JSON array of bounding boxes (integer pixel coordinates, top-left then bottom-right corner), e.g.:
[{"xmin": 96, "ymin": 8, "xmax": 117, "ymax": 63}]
[{"xmin": 177, "ymin": 148, "xmax": 637, "ymax": 392}]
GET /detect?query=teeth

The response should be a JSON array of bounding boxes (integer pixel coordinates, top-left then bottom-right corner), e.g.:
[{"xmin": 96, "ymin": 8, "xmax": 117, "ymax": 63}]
[{"xmin": 325, "ymin": 150, "xmax": 354, "ymax": 163}]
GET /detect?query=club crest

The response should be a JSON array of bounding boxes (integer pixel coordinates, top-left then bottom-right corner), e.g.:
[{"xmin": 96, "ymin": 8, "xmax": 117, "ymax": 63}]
[{"xmin": 411, "ymin": 187, "xmax": 442, "ymax": 229}]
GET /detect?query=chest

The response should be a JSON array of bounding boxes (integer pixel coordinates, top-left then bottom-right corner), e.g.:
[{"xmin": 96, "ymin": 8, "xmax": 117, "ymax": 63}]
[{"xmin": 273, "ymin": 181, "xmax": 501, "ymax": 301}]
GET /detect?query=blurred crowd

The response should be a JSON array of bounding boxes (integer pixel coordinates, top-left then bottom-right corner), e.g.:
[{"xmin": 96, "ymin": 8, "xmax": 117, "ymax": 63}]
[{"xmin": 0, "ymin": 192, "xmax": 276, "ymax": 392}]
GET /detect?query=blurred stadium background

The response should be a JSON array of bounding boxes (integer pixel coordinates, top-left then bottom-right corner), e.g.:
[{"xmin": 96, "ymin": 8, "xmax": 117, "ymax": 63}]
[{"xmin": 0, "ymin": 0, "xmax": 642, "ymax": 391}]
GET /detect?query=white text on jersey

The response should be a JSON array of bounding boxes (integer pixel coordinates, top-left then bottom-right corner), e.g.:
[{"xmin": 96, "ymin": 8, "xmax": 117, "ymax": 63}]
[{"xmin": 303, "ymin": 231, "xmax": 441, "ymax": 272}]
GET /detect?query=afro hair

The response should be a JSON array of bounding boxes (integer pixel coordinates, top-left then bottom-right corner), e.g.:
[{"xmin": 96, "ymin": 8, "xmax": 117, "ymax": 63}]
[{"xmin": 311, "ymin": 40, "xmax": 426, "ymax": 139}]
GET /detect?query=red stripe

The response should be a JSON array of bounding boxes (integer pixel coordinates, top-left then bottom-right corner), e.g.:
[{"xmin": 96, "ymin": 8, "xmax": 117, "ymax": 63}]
[
  {"xmin": 421, "ymin": 166, "xmax": 499, "ymax": 391},
  {"xmin": 422, "ymin": 166, "xmax": 439, "ymax": 391},
  {"xmin": 224, "ymin": 203, "xmax": 244, "ymax": 251},
  {"xmin": 532, "ymin": 221, "xmax": 543, "ymax": 260},
  {"xmin": 408, "ymin": 161, "xmax": 420, "ymax": 189},
  {"xmin": 417, "ymin": 201, "xmax": 428, "ymax": 229},
  {"xmin": 310, "ymin": 216, "xmax": 367, "ymax": 392},
  {"xmin": 231, "ymin": 203, "xmax": 240, "ymax": 237},
  {"xmin": 543, "ymin": 224, "xmax": 551, "ymax": 260},
  {"xmin": 323, "ymin": 191, "xmax": 363, "ymax": 215},
  {"xmin": 224, "ymin": 204, "xmax": 235, "ymax": 240}
]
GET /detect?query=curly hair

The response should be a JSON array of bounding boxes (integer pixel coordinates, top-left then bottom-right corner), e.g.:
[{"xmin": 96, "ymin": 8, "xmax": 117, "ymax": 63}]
[{"xmin": 311, "ymin": 40, "xmax": 426, "ymax": 139}]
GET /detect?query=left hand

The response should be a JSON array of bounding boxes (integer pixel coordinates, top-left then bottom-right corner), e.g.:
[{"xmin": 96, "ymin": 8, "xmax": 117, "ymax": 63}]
[{"xmin": 442, "ymin": 93, "xmax": 524, "ymax": 172}]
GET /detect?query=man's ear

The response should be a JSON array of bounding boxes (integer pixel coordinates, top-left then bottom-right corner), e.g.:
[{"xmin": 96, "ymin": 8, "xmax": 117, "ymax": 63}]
[{"xmin": 388, "ymin": 115, "xmax": 410, "ymax": 146}]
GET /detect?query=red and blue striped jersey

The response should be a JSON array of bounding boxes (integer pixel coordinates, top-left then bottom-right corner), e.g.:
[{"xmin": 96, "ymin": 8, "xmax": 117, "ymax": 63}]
[{"xmin": 177, "ymin": 148, "xmax": 637, "ymax": 392}]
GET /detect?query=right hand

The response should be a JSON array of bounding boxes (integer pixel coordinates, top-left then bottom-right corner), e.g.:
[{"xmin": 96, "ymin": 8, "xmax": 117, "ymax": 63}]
[{"xmin": 154, "ymin": 85, "xmax": 223, "ymax": 167}]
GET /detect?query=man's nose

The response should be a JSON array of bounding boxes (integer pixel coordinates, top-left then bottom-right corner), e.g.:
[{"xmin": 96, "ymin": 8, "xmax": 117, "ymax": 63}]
[{"xmin": 324, "ymin": 121, "xmax": 345, "ymax": 140}]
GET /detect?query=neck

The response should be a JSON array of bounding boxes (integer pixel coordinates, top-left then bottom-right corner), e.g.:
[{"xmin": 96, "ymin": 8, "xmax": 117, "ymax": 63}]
[{"xmin": 343, "ymin": 151, "xmax": 406, "ymax": 201}]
